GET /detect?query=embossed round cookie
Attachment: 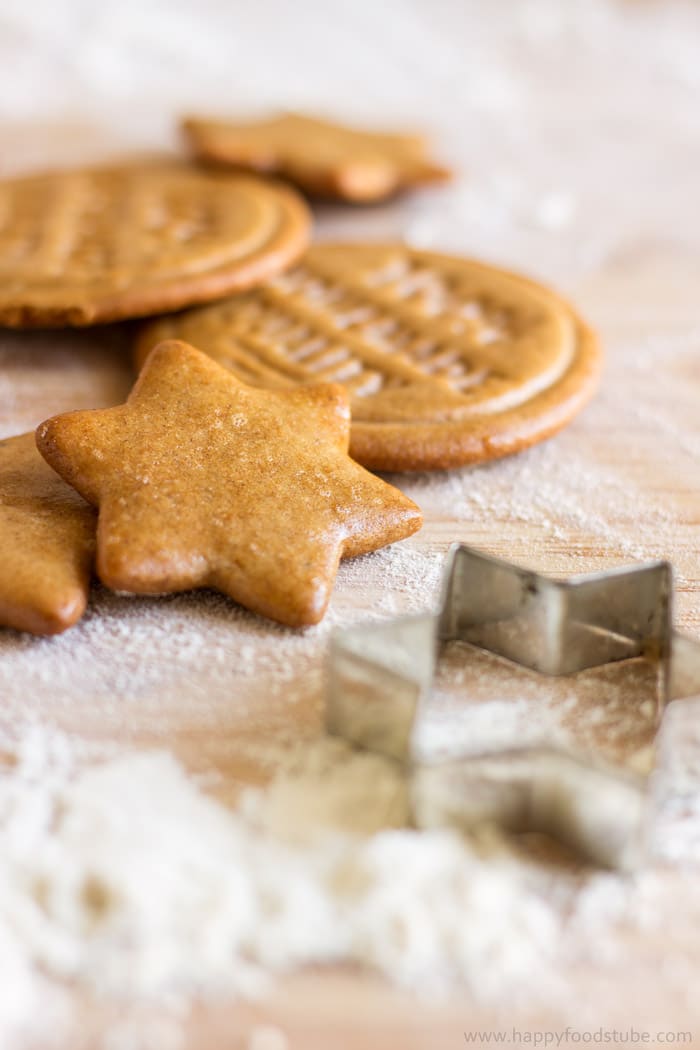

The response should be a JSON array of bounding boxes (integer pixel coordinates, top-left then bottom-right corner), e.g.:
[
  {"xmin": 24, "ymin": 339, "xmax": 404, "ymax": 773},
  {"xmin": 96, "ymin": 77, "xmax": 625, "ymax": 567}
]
[
  {"xmin": 0, "ymin": 162, "xmax": 310, "ymax": 327},
  {"xmin": 136, "ymin": 243, "xmax": 601, "ymax": 472}
]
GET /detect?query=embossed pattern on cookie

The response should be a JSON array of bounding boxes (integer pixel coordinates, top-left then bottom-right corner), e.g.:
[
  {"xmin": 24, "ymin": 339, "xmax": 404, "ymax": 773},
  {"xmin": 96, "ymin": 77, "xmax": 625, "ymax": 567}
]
[
  {"xmin": 0, "ymin": 162, "xmax": 311, "ymax": 327},
  {"xmin": 137, "ymin": 243, "xmax": 601, "ymax": 471}
]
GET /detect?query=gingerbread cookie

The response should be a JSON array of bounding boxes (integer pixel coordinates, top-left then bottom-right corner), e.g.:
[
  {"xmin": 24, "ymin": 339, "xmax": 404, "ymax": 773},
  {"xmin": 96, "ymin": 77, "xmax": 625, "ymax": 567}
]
[
  {"xmin": 0, "ymin": 432, "xmax": 95, "ymax": 635},
  {"xmin": 0, "ymin": 161, "xmax": 310, "ymax": 327},
  {"xmin": 136, "ymin": 243, "xmax": 601, "ymax": 472},
  {"xmin": 182, "ymin": 112, "xmax": 450, "ymax": 202},
  {"xmin": 37, "ymin": 341, "xmax": 421, "ymax": 627}
]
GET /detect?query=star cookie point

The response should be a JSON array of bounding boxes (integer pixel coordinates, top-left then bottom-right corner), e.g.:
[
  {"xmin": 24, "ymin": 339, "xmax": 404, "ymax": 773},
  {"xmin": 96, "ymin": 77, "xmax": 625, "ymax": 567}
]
[{"xmin": 182, "ymin": 112, "xmax": 451, "ymax": 203}]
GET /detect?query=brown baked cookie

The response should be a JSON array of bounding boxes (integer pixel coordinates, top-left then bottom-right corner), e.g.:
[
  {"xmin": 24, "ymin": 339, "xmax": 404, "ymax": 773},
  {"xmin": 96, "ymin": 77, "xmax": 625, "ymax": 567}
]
[
  {"xmin": 0, "ymin": 161, "xmax": 310, "ymax": 327},
  {"xmin": 0, "ymin": 432, "xmax": 95, "ymax": 635},
  {"xmin": 136, "ymin": 243, "xmax": 601, "ymax": 472},
  {"xmin": 182, "ymin": 112, "xmax": 451, "ymax": 202},
  {"xmin": 36, "ymin": 341, "xmax": 421, "ymax": 627}
]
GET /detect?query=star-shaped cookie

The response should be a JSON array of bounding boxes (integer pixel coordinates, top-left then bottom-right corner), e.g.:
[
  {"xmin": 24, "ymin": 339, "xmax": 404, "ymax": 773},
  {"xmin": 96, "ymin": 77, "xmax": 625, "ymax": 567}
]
[
  {"xmin": 36, "ymin": 341, "xmax": 422, "ymax": 626},
  {"xmin": 0, "ymin": 432, "xmax": 95, "ymax": 635},
  {"xmin": 182, "ymin": 112, "xmax": 451, "ymax": 202}
]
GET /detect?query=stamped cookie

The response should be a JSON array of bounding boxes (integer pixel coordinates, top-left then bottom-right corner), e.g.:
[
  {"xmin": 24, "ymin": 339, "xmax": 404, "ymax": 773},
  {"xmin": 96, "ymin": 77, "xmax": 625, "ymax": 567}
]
[
  {"xmin": 182, "ymin": 112, "xmax": 451, "ymax": 202},
  {"xmin": 0, "ymin": 161, "xmax": 310, "ymax": 327},
  {"xmin": 37, "ymin": 341, "xmax": 421, "ymax": 627},
  {"xmin": 136, "ymin": 243, "xmax": 601, "ymax": 472},
  {"xmin": 0, "ymin": 432, "xmax": 95, "ymax": 635}
]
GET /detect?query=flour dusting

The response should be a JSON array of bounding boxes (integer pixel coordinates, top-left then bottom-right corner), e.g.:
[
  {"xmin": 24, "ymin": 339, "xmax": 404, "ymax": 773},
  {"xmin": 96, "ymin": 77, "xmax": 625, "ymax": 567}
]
[
  {"xmin": 2, "ymin": 0, "xmax": 700, "ymax": 1046},
  {"xmin": 0, "ymin": 720, "xmax": 699, "ymax": 1045}
]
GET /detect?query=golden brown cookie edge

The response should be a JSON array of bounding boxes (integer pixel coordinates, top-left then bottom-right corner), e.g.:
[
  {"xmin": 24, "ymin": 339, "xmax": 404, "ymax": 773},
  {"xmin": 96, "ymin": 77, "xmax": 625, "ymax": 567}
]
[
  {"xmin": 182, "ymin": 114, "xmax": 452, "ymax": 203},
  {"xmin": 38, "ymin": 342, "xmax": 423, "ymax": 627},
  {"xmin": 133, "ymin": 247, "xmax": 601, "ymax": 472},
  {"xmin": 0, "ymin": 167, "xmax": 312, "ymax": 328},
  {"xmin": 0, "ymin": 432, "xmax": 95, "ymax": 635},
  {"xmin": 347, "ymin": 312, "xmax": 601, "ymax": 472}
]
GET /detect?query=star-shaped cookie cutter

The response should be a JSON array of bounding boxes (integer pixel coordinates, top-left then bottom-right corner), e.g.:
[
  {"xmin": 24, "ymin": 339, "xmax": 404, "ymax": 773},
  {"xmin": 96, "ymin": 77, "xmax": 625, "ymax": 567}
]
[{"xmin": 326, "ymin": 544, "xmax": 700, "ymax": 869}]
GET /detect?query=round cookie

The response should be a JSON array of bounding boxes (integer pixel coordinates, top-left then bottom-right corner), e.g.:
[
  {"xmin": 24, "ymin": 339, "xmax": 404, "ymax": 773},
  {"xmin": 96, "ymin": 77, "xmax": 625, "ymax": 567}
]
[
  {"xmin": 136, "ymin": 243, "xmax": 601, "ymax": 472},
  {"xmin": 0, "ymin": 161, "xmax": 310, "ymax": 327}
]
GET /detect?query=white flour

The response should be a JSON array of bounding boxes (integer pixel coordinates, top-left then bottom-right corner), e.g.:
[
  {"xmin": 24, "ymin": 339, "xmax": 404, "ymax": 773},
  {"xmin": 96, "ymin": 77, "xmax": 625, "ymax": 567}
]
[
  {"xmin": 1, "ymin": 708, "xmax": 700, "ymax": 1050},
  {"xmin": 2, "ymin": 0, "xmax": 700, "ymax": 1046}
]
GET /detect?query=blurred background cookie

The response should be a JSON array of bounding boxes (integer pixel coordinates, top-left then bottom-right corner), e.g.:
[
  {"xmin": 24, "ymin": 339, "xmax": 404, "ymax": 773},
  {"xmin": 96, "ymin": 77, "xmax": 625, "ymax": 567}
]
[
  {"xmin": 182, "ymin": 112, "xmax": 451, "ymax": 202},
  {"xmin": 0, "ymin": 161, "xmax": 310, "ymax": 327}
]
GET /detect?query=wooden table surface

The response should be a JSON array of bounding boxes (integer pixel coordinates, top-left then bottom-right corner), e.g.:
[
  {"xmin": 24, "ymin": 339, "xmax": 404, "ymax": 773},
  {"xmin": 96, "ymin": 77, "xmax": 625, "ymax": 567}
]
[{"xmin": 2, "ymin": 2, "xmax": 700, "ymax": 1047}]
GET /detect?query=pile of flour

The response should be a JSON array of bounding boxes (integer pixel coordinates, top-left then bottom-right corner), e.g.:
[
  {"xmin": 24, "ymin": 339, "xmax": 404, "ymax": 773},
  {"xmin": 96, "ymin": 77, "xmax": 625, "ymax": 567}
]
[
  {"xmin": 2, "ymin": 709, "xmax": 700, "ymax": 1046},
  {"xmin": 0, "ymin": 727, "xmax": 558, "ymax": 1007},
  {"xmin": 2, "ymin": 0, "xmax": 700, "ymax": 1045}
]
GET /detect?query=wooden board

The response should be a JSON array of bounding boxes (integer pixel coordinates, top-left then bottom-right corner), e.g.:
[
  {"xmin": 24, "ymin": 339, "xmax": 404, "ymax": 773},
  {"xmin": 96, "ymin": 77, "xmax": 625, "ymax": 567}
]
[{"xmin": 2, "ymin": 2, "xmax": 700, "ymax": 1046}]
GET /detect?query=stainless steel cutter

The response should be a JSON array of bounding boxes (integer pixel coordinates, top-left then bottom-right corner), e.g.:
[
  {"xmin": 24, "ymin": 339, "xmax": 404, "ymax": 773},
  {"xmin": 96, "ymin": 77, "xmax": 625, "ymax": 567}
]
[{"xmin": 326, "ymin": 544, "xmax": 700, "ymax": 868}]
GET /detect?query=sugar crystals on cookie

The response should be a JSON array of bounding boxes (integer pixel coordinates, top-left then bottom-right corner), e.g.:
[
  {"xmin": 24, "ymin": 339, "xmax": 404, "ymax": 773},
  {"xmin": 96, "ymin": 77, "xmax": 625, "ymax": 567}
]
[{"xmin": 36, "ymin": 341, "xmax": 422, "ymax": 626}]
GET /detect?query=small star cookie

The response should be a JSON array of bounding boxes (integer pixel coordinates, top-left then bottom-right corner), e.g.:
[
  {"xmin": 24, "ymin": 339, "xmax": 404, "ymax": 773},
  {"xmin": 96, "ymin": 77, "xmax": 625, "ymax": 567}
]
[
  {"xmin": 182, "ymin": 112, "xmax": 451, "ymax": 202},
  {"xmin": 0, "ymin": 432, "xmax": 95, "ymax": 635},
  {"xmin": 36, "ymin": 341, "xmax": 422, "ymax": 626}
]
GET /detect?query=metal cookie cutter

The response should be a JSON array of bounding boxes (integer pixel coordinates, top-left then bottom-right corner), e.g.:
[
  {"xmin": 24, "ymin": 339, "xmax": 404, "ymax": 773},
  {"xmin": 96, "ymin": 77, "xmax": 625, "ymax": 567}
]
[{"xmin": 326, "ymin": 545, "xmax": 700, "ymax": 869}]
